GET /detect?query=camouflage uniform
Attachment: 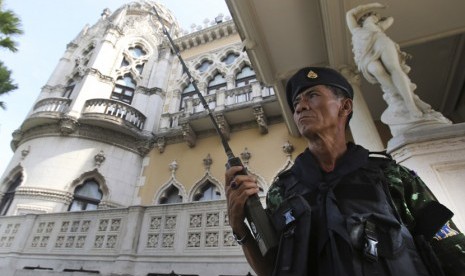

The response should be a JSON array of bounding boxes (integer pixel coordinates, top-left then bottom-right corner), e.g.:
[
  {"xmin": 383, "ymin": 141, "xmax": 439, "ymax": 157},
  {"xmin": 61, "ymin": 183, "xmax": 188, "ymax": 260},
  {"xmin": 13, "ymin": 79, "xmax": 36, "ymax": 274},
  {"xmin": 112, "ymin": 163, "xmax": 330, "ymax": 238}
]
[{"xmin": 266, "ymin": 147, "xmax": 465, "ymax": 276}]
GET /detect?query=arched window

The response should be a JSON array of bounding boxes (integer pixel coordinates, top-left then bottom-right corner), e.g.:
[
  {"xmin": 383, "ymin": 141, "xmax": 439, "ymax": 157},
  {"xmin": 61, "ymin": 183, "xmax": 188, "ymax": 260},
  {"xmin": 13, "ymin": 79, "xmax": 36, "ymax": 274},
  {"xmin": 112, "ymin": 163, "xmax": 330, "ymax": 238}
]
[
  {"xmin": 235, "ymin": 66, "xmax": 256, "ymax": 87},
  {"xmin": 129, "ymin": 46, "xmax": 146, "ymax": 58},
  {"xmin": 196, "ymin": 60, "xmax": 212, "ymax": 73},
  {"xmin": 222, "ymin": 53, "xmax": 239, "ymax": 65},
  {"xmin": 0, "ymin": 174, "xmax": 23, "ymax": 216},
  {"xmin": 159, "ymin": 185, "xmax": 182, "ymax": 204},
  {"xmin": 207, "ymin": 73, "xmax": 226, "ymax": 94},
  {"xmin": 193, "ymin": 182, "xmax": 221, "ymax": 202},
  {"xmin": 68, "ymin": 179, "xmax": 103, "ymax": 211},
  {"xmin": 111, "ymin": 74, "xmax": 136, "ymax": 104},
  {"xmin": 180, "ymin": 83, "xmax": 197, "ymax": 110}
]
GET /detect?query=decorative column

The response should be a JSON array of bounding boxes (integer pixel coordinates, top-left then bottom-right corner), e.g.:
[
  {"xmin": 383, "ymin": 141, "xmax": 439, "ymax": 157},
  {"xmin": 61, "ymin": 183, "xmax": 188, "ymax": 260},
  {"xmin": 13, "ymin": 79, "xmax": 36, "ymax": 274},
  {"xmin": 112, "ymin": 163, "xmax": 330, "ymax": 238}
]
[
  {"xmin": 251, "ymin": 82, "xmax": 262, "ymax": 102},
  {"xmin": 340, "ymin": 66, "xmax": 384, "ymax": 151},
  {"xmin": 215, "ymin": 89, "xmax": 225, "ymax": 111}
]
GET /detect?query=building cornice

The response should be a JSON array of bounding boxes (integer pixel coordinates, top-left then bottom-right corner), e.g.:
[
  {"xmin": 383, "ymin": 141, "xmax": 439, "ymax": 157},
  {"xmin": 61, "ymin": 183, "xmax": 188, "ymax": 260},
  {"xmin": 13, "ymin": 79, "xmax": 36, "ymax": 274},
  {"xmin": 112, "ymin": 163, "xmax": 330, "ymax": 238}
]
[
  {"xmin": 15, "ymin": 187, "xmax": 73, "ymax": 203},
  {"xmin": 174, "ymin": 20, "xmax": 237, "ymax": 51},
  {"xmin": 13, "ymin": 121, "xmax": 154, "ymax": 156}
]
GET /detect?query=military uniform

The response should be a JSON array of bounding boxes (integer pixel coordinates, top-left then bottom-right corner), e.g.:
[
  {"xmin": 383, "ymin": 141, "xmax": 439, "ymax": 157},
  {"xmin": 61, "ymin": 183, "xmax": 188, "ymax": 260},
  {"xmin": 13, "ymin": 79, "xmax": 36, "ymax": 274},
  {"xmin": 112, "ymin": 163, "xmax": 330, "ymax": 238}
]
[{"xmin": 266, "ymin": 143, "xmax": 465, "ymax": 276}]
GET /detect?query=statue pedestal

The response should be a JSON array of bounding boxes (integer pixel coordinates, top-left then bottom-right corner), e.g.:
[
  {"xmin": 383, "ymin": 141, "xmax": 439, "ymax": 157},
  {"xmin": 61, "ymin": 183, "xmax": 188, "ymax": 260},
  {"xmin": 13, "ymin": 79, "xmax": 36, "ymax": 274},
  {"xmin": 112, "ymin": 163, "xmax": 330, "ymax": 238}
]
[{"xmin": 387, "ymin": 123, "xmax": 465, "ymax": 232}]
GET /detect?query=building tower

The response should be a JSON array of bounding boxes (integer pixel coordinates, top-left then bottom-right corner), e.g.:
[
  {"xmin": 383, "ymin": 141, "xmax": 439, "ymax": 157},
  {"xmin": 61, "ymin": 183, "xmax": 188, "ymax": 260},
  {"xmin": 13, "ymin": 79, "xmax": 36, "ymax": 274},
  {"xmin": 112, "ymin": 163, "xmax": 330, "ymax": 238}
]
[
  {"xmin": 0, "ymin": 1, "xmax": 308, "ymax": 275},
  {"xmin": 1, "ymin": 1, "xmax": 180, "ymax": 215}
]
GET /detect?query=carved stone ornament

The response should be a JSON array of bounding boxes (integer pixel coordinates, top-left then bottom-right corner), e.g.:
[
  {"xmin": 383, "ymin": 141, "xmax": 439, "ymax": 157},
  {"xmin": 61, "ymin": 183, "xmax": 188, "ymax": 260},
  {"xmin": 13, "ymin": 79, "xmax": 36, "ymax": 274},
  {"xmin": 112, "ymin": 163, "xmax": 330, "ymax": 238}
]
[
  {"xmin": 240, "ymin": 148, "xmax": 251, "ymax": 165},
  {"xmin": 181, "ymin": 123, "xmax": 197, "ymax": 147},
  {"xmin": 59, "ymin": 117, "xmax": 79, "ymax": 135},
  {"xmin": 136, "ymin": 138, "xmax": 154, "ymax": 156},
  {"xmin": 253, "ymin": 105, "xmax": 268, "ymax": 134},
  {"xmin": 215, "ymin": 113, "xmax": 230, "ymax": 140},
  {"xmin": 11, "ymin": 129, "xmax": 23, "ymax": 149},
  {"xmin": 169, "ymin": 160, "xmax": 178, "ymax": 175},
  {"xmin": 203, "ymin": 154, "xmax": 213, "ymax": 171},
  {"xmin": 94, "ymin": 150, "xmax": 106, "ymax": 168},
  {"xmin": 282, "ymin": 141, "xmax": 295, "ymax": 157},
  {"xmin": 21, "ymin": 145, "xmax": 31, "ymax": 160},
  {"xmin": 157, "ymin": 137, "xmax": 166, "ymax": 153}
]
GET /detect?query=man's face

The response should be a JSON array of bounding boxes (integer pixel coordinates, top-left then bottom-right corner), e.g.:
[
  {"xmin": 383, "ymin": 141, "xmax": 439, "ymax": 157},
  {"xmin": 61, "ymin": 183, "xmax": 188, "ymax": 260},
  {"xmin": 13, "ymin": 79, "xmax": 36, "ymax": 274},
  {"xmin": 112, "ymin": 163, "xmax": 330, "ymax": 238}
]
[{"xmin": 292, "ymin": 85, "xmax": 344, "ymax": 137}]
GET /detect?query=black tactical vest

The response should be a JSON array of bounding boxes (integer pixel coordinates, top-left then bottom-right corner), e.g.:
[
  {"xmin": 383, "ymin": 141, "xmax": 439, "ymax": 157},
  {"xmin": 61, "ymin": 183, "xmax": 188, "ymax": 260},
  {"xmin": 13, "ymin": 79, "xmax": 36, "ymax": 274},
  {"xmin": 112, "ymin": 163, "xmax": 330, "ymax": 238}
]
[{"xmin": 269, "ymin": 157, "xmax": 443, "ymax": 276}]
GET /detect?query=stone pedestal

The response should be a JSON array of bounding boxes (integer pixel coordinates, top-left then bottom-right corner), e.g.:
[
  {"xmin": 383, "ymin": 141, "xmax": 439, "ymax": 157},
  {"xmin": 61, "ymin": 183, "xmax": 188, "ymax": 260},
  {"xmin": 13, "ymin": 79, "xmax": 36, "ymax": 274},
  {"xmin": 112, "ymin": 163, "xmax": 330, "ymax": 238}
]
[{"xmin": 387, "ymin": 123, "xmax": 465, "ymax": 232}]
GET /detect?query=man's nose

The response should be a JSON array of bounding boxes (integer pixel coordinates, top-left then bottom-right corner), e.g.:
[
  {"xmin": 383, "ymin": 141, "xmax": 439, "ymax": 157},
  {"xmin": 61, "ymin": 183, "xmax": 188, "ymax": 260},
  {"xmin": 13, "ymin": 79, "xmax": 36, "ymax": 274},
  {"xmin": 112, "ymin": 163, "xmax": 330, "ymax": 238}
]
[{"xmin": 295, "ymin": 98, "xmax": 309, "ymax": 113}]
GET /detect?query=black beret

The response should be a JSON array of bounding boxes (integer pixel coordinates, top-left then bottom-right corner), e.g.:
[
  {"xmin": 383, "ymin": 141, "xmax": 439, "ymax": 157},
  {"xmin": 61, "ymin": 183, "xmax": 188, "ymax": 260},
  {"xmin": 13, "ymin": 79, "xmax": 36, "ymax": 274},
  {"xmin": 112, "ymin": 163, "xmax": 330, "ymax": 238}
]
[{"xmin": 286, "ymin": 67, "xmax": 354, "ymax": 112}]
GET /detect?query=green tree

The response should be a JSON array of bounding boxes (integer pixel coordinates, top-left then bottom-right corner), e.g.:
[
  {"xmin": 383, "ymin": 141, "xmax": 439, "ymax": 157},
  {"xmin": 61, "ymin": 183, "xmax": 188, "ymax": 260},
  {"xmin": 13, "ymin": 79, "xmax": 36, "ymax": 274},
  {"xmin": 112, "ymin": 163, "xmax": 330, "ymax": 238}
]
[{"xmin": 0, "ymin": 0, "xmax": 23, "ymax": 109}]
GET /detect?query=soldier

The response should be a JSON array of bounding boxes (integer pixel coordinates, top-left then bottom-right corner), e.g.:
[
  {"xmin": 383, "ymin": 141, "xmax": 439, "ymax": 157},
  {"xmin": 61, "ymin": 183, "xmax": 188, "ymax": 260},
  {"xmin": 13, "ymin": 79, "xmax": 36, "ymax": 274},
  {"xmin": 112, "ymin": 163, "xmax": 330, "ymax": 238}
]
[{"xmin": 225, "ymin": 67, "xmax": 465, "ymax": 276}]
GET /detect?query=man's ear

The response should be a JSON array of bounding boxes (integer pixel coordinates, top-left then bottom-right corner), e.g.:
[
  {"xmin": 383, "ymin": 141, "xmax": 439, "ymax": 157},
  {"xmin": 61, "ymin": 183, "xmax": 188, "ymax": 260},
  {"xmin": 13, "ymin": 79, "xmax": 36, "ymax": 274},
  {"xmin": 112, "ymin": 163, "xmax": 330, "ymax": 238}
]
[{"xmin": 339, "ymin": 98, "xmax": 353, "ymax": 117}]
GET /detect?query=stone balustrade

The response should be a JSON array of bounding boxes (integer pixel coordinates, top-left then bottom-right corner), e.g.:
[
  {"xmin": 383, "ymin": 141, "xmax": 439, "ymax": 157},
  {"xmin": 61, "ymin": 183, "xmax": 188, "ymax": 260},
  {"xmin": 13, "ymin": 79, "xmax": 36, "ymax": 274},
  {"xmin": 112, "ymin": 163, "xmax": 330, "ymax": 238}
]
[
  {"xmin": 82, "ymin": 99, "xmax": 146, "ymax": 130},
  {"xmin": 32, "ymin": 97, "xmax": 71, "ymax": 114},
  {"xmin": 0, "ymin": 200, "xmax": 252, "ymax": 276}
]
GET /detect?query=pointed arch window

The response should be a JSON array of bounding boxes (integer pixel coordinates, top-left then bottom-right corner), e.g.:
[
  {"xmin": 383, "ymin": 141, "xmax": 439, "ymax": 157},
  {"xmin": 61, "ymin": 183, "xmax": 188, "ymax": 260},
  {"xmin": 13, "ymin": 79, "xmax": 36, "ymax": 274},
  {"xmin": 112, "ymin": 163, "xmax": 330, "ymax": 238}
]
[
  {"xmin": 111, "ymin": 75, "xmax": 136, "ymax": 104},
  {"xmin": 222, "ymin": 53, "xmax": 239, "ymax": 65},
  {"xmin": 159, "ymin": 185, "xmax": 182, "ymax": 204},
  {"xmin": 196, "ymin": 60, "xmax": 212, "ymax": 73},
  {"xmin": 180, "ymin": 83, "xmax": 196, "ymax": 110},
  {"xmin": 0, "ymin": 174, "xmax": 23, "ymax": 216},
  {"xmin": 235, "ymin": 66, "xmax": 256, "ymax": 87},
  {"xmin": 193, "ymin": 182, "xmax": 221, "ymax": 202},
  {"xmin": 207, "ymin": 73, "xmax": 226, "ymax": 94},
  {"xmin": 68, "ymin": 179, "xmax": 103, "ymax": 211},
  {"xmin": 129, "ymin": 46, "xmax": 146, "ymax": 58}
]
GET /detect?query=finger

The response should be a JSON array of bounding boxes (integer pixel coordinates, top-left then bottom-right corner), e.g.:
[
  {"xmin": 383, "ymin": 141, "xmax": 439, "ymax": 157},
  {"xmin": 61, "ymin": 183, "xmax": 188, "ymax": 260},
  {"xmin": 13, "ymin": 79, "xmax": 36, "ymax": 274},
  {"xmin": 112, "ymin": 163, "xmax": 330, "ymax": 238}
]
[{"xmin": 225, "ymin": 166, "xmax": 244, "ymax": 185}]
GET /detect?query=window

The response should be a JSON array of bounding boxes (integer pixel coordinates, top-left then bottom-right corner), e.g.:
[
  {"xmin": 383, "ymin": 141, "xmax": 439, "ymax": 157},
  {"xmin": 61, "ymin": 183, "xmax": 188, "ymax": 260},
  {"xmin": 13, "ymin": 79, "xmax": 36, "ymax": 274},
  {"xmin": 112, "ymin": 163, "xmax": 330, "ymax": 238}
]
[
  {"xmin": 129, "ymin": 46, "xmax": 146, "ymax": 58},
  {"xmin": 235, "ymin": 66, "xmax": 256, "ymax": 87},
  {"xmin": 136, "ymin": 64, "xmax": 144, "ymax": 74},
  {"xmin": 180, "ymin": 83, "xmax": 197, "ymax": 110},
  {"xmin": 159, "ymin": 185, "xmax": 182, "ymax": 204},
  {"xmin": 68, "ymin": 179, "xmax": 103, "ymax": 211},
  {"xmin": 193, "ymin": 182, "xmax": 221, "ymax": 202},
  {"xmin": 222, "ymin": 53, "xmax": 239, "ymax": 65},
  {"xmin": 63, "ymin": 80, "xmax": 75, "ymax": 98},
  {"xmin": 196, "ymin": 60, "xmax": 212, "ymax": 73},
  {"xmin": 111, "ymin": 75, "xmax": 136, "ymax": 104},
  {"xmin": 121, "ymin": 58, "xmax": 130, "ymax": 67},
  {"xmin": 0, "ymin": 174, "xmax": 22, "ymax": 216},
  {"xmin": 207, "ymin": 73, "xmax": 226, "ymax": 94}
]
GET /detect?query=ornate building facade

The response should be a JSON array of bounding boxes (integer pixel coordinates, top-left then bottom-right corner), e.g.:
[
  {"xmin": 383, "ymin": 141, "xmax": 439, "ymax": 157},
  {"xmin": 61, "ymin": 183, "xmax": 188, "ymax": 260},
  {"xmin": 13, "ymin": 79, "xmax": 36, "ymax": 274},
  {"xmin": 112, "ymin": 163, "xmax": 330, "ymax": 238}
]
[
  {"xmin": 0, "ymin": 1, "xmax": 306, "ymax": 275},
  {"xmin": 1, "ymin": 0, "xmax": 465, "ymax": 275}
]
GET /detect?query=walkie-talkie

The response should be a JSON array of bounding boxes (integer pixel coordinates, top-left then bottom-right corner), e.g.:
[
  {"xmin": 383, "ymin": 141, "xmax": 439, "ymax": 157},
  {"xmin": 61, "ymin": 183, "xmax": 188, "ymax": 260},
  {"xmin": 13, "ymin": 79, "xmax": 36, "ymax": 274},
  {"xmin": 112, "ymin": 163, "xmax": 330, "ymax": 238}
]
[{"xmin": 152, "ymin": 7, "xmax": 278, "ymax": 256}]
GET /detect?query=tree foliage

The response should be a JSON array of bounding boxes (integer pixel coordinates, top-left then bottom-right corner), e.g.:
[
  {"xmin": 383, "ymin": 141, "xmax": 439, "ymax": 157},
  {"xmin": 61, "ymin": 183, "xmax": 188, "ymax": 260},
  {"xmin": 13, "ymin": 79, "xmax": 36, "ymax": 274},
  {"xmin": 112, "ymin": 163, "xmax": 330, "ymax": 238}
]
[{"xmin": 0, "ymin": 0, "xmax": 23, "ymax": 110}]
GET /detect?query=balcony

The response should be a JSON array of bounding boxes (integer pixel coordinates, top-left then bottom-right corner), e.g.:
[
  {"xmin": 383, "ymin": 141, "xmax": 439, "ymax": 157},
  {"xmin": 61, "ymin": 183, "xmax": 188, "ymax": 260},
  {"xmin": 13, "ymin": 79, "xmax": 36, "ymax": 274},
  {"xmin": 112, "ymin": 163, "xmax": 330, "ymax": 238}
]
[
  {"xmin": 0, "ymin": 200, "xmax": 252, "ymax": 276},
  {"xmin": 20, "ymin": 97, "xmax": 72, "ymax": 131},
  {"xmin": 81, "ymin": 99, "xmax": 146, "ymax": 134}
]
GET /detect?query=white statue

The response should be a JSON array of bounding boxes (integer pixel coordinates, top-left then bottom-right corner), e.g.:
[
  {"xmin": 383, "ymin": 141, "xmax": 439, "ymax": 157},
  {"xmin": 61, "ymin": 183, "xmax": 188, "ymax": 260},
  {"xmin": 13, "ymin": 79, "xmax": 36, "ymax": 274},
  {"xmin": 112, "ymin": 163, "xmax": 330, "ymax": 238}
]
[{"xmin": 346, "ymin": 3, "xmax": 451, "ymax": 135}]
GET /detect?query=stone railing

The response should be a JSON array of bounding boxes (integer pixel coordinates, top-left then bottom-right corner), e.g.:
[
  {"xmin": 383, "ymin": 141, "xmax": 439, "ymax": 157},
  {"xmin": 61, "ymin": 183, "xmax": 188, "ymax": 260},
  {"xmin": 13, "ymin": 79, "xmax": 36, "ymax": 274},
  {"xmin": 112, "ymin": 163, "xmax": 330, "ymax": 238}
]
[
  {"xmin": 192, "ymin": 93, "xmax": 217, "ymax": 113},
  {"xmin": 225, "ymin": 85, "xmax": 253, "ymax": 106},
  {"xmin": 0, "ymin": 200, "xmax": 252, "ymax": 276},
  {"xmin": 82, "ymin": 99, "xmax": 146, "ymax": 131},
  {"xmin": 261, "ymin": 86, "xmax": 275, "ymax": 98},
  {"xmin": 32, "ymin": 97, "xmax": 71, "ymax": 114},
  {"xmin": 160, "ymin": 111, "xmax": 184, "ymax": 129}
]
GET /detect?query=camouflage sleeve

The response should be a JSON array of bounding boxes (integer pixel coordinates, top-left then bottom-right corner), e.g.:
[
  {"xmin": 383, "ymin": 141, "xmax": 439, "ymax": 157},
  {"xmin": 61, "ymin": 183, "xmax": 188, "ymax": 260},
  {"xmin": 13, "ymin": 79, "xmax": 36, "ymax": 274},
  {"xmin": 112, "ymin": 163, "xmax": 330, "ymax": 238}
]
[
  {"xmin": 385, "ymin": 163, "xmax": 465, "ymax": 275},
  {"xmin": 266, "ymin": 181, "xmax": 284, "ymax": 214}
]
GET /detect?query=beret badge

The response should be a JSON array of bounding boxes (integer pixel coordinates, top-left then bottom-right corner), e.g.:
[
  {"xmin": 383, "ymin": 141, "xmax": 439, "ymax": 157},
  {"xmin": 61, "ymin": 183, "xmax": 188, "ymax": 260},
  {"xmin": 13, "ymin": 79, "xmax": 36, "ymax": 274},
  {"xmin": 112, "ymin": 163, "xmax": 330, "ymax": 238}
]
[{"xmin": 307, "ymin": 70, "xmax": 318, "ymax": 79}]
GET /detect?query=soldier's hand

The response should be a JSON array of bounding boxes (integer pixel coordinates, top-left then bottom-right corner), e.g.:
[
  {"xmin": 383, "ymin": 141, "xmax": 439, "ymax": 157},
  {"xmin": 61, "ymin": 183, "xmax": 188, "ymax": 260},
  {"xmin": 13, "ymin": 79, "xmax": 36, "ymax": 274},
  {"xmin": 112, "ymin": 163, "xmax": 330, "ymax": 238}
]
[{"xmin": 225, "ymin": 166, "xmax": 259, "ymax": 235}]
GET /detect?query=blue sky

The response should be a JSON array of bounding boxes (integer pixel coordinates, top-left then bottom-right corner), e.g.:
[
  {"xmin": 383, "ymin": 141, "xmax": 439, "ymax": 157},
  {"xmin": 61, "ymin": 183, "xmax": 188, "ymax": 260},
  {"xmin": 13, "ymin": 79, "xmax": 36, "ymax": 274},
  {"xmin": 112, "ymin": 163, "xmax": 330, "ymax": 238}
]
[{"xmin": 0, "ymin": 0, "xmax": 230, "ymax": 175}]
